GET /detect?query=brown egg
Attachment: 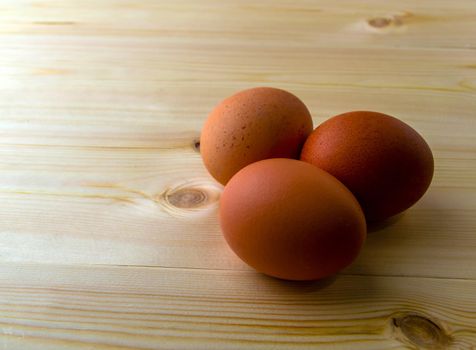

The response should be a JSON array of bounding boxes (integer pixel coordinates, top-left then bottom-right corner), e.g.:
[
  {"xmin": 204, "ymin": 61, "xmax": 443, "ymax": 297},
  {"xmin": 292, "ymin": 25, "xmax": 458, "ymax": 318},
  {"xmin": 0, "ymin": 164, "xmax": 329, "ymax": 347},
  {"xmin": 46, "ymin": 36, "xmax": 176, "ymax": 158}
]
[
  {"xmin": 200, "ymin": 87, "xmax": 313, "ymax": 185},
  {"xmin": 300, "ymin": 111, "xmax": 434, "ymax": 222},
  {"xmin": 219, "ymin": 158, "xmax": 366, "ymax": 281}
]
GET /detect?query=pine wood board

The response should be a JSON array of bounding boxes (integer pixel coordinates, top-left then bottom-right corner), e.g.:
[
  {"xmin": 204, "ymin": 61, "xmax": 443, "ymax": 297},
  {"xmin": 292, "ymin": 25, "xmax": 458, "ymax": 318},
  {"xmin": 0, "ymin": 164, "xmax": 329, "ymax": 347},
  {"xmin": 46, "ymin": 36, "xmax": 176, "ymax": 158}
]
[
  {"xmin": 0, "ymin": 0, "xmax": 476, "ymax": 349},
  {"xmin": 0, "ymin": 264, "xmax": 475, "ymax": 350}
]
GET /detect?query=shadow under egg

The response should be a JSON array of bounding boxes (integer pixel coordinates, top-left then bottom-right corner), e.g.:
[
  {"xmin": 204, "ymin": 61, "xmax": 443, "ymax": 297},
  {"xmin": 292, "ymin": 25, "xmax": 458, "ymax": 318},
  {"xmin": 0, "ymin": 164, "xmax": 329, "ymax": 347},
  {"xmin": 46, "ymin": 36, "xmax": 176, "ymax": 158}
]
[
  {"xmin": 260, "ymin": 272, "xmax": 339, "ymax": 294},
  {"xmin": 367, "ymin": 212, "xmax": 406, "ymax": 233}
]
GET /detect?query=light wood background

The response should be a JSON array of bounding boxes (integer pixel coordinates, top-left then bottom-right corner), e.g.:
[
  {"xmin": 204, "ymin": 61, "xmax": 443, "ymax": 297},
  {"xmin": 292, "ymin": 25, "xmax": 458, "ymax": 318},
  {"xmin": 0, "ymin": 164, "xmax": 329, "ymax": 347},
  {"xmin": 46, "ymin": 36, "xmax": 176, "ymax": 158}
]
[{"xmin": 1, "ymin": 1, "xmax": 475, "ymax": 349}]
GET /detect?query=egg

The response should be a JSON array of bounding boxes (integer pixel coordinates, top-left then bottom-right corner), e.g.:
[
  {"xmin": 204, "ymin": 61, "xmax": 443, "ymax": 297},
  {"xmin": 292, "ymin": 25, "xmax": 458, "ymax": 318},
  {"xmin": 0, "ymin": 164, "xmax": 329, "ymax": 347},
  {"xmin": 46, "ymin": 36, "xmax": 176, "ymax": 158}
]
[
  {"xmin": 300, "ymin": 111, "xmax": 434, "ymax": 221},
  {"xmin": 219, "ymin": 158, "xmax": 366, "ymax": 281},
  {"xmin": 200, "ymin": 87, "xmax": 313, "ymax": 185}
]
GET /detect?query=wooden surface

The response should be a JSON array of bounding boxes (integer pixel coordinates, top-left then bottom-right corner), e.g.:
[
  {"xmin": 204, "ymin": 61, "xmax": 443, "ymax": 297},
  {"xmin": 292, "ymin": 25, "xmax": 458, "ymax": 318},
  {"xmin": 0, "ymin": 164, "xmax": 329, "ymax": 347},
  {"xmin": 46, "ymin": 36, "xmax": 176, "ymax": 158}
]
[{"xmin": 0, "ymin": 1, "xmax": 475, "ymax": 349}]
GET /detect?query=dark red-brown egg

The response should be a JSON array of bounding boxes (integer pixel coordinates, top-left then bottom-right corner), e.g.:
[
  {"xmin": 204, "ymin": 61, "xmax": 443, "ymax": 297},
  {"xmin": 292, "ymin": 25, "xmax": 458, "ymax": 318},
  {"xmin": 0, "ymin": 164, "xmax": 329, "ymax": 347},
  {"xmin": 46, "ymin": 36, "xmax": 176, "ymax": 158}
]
[
  {"xmin": 300, "ymin": 111, "xmax": 434, "ymax": 221},
  {"xmin": 200, "ymin": 87, "xmax": 313, "ymax": 185},
  {"xmin": 219, "ymin": 158, "xmax": 366, "ymax": 281}
]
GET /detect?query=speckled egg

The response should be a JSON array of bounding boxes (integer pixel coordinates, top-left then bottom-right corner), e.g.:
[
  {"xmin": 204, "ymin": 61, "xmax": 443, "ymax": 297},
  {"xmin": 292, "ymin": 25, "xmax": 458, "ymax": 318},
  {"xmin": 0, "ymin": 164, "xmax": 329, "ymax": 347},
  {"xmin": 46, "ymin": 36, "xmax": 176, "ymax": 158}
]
[
  {"xmin": 200, "ymin": 87, "xmax": 313, "ymax": 184},
  {"xmin": 300, "ymin": 111, "xmax": 434, "ymax": 221}
]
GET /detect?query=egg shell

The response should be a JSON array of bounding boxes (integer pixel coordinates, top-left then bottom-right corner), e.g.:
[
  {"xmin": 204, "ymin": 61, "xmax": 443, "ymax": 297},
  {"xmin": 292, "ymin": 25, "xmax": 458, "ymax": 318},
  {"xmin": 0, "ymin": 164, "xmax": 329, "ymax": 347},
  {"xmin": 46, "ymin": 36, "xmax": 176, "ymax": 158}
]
[
  {"xmin": 219, "ymin": 158, "xmax": 366, "ymax": 281},
  {"xmin": 200, "ymin": 87, "xmax": 313, "ymax": 185},
  {"xmin": 300, "ymin": 111, "xmax": 434, "ymax": 221}
]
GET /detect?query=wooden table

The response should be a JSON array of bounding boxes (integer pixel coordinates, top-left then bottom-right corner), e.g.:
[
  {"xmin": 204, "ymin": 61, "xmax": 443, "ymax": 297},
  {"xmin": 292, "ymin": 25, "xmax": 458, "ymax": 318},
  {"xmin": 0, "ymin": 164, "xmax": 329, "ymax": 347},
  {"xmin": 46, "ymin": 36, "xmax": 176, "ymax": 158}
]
[{"xmin": 1, "ymin": 1, "xmax": 475, "ymax": 349}]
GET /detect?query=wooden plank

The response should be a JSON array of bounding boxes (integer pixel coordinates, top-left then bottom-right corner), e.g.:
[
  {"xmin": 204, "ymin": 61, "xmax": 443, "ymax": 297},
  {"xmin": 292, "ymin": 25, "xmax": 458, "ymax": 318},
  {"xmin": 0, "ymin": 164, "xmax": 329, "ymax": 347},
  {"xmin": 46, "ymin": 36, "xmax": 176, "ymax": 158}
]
[
  {"xmin": 0, "ymin": 0, "xmax": 475, "ymax": 50},
  {"xmin": 0, "ymin": 264, "xmax": 475, "ymax": 350},
  {"xmin": 1, "ymin": 40, "xmax": 474, "ymax": 149},
  {"xmin": 1, "ymin": 37, "xmax": 476, "ymax": 115},
  {"xmin": 0, "ymin": 178, "xmax": 475, "ymax": 279}
]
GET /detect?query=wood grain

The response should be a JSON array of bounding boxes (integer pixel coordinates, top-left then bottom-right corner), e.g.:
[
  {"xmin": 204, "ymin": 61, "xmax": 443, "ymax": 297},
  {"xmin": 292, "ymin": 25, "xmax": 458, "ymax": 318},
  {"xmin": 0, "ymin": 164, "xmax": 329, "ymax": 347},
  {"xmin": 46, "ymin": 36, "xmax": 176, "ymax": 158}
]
[
  {"xmin": 0, "ymin": 45, "xmax": 475, "ymax": 276},
  {"xmin": 1, "ymin": 0, "xmax": 475, "ymax": 49},
  {"xmin": 0, "ymin": 264, "xmax": 475, "ymax": 350},
  {"xmin": 0, "ymin": 0, "xmax": 475, "ymax": 348}
]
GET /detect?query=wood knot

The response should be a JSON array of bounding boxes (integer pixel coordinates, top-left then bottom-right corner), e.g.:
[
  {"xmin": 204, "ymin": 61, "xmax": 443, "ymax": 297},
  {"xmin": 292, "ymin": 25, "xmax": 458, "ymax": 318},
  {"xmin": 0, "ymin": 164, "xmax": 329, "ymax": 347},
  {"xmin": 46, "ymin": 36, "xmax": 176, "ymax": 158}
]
[
  {"xmin": 193, "ymin": 138, "xmax": 200, "ymax": 152},
  {"xmin": 364, "ymin": 12, "xmax": 412, "ymax": 32},
  {"xmin": 167, "ymin": 189, "xmax": 207, "ymax": 209},
  {"xmin": 392, "ymin": 313, "xmax": 452, "ymax": 349},
  {"xmin": 159, "ymin": 180, "xmax": 222, "ymax": 217},
  {"xmin": 368, "ymin": 17, "xmax": 392, "ymax": 28}
]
